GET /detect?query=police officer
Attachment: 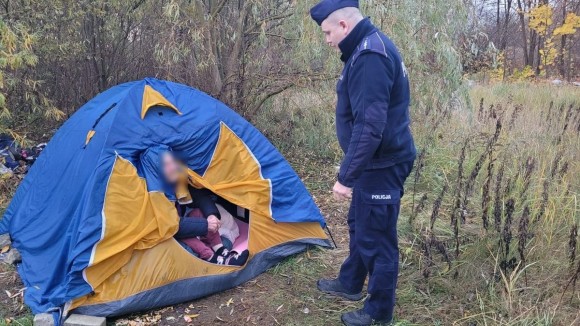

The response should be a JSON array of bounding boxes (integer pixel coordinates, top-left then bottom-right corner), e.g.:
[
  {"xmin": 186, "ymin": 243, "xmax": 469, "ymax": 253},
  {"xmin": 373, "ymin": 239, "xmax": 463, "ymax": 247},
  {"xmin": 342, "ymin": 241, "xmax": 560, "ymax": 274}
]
[{"xmin": 310, "ymin": 1, "xmax": 416, "ymax": 325}]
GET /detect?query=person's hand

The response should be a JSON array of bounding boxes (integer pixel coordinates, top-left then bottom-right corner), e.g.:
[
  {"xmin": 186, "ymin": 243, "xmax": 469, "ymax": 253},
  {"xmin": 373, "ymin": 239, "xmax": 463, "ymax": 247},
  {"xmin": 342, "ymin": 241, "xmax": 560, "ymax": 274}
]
[
  {"xmin": 333, "ymin": 181, "xmax": 352, "ymax": 201},
  {"xmin": 207, "ymin": 215, "xmax": 221, "ymax": 233}
]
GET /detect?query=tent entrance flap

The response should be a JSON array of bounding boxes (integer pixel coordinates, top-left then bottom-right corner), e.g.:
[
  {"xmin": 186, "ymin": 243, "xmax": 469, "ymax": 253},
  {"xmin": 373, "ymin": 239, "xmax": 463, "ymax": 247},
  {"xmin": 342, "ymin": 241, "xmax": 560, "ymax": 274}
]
[{"xmin": 186, "ymin": 122, "xmax": 273, "ymax": 220}]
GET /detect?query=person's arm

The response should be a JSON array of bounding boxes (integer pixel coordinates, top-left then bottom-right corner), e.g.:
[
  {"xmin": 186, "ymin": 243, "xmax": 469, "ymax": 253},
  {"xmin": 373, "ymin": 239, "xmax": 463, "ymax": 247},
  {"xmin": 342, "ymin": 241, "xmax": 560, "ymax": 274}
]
[
  {"xmin": 189, "ymin": 186, "xmax": 221, "ymax": 219},
  {"xmin": 338, "ymin": 53, "xmax": 395, "ymax": 187}
]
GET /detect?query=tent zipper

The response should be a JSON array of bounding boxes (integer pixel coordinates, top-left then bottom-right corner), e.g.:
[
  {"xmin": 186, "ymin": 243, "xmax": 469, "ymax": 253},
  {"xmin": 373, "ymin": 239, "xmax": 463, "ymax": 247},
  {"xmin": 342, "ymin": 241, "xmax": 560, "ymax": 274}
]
[{"xmin": 84, "ymin": 103, "xmax": 118, "ymax": 148}]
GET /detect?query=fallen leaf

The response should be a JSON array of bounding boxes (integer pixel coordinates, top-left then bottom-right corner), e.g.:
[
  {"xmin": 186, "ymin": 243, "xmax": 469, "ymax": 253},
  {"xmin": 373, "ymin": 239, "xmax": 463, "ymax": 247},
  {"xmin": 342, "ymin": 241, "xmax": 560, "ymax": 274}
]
[
  {"xmin": 165, "ymin": 316, "xmax": 175, "ymax": 321},
  {"xmin": 183, "ymin": 314, "xmax": 199, "ymax": 323},
  {"xmin": 1, "ymin": 245, "xmax": 9, "ymax": 254},
  {"xmin": 226, "ymin": 298, "xmax": 234, "ymax": 307}
]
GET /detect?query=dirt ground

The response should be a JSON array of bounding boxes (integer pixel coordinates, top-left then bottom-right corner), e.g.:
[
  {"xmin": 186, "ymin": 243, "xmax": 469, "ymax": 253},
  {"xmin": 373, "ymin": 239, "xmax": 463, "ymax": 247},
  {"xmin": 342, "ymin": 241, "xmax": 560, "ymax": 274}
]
[{"xmin": 0, "ymin": 264, "xmax": 29, "ymax": 323}]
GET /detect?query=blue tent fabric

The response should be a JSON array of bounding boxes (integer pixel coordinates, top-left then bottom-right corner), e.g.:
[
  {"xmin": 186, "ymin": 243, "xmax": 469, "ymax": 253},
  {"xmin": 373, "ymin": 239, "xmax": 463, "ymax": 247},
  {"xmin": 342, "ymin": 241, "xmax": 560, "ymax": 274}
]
[{"xmin": 0, "ymin": 78, "xmax": 326, "ymax": 316}]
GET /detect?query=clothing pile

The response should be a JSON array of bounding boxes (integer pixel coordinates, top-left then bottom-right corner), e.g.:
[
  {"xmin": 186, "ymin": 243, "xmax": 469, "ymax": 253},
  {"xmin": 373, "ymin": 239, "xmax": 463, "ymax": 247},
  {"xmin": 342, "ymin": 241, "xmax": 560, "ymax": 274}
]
[{"xmin": 0, "ymin": 134, "xmax": 46, "ymax": 175}]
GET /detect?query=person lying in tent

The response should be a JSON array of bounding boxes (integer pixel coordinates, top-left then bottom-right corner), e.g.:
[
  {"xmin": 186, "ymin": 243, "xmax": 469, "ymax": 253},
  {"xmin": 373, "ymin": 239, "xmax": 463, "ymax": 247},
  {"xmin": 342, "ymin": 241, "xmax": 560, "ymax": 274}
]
[{"xmin": 139, "ymin": 146, "xmax": 249, "ymax": 266}]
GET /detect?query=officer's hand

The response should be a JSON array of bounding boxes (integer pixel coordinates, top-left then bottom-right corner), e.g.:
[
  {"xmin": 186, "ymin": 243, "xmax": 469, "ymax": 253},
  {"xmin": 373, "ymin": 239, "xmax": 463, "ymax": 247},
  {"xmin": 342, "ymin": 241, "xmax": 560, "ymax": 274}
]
[
  {"xmin": 207, "ymin": 215, "xmax": 221, "ymax": 233},
  {"xmin": 333, "ymin": 181, "xmax": 352, "ymax": 201}
]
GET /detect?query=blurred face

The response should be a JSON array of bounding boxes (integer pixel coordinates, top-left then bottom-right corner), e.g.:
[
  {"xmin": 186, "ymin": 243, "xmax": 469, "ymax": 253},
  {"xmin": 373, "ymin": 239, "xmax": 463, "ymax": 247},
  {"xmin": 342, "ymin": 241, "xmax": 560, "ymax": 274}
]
[
  {"xmin": 162, "ymin": 152, "xmax": 181, "ymax": 184},
  {"xmin": 320, "ymin": 17, "xmax": 349, "ymax": 50}
]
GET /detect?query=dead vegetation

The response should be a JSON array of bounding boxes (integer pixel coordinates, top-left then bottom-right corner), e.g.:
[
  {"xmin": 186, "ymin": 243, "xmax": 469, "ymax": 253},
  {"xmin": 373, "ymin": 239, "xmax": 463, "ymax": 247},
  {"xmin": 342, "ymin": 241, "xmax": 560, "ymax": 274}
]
[{"xmin": 1, "ymin": 83, "xmax": 579, "ymax": 325}]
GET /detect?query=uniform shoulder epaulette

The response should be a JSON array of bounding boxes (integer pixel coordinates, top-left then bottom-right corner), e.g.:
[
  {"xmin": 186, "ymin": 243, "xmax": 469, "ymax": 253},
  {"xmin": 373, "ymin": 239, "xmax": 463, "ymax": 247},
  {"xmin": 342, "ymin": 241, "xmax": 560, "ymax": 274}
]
[{"xmin": 352, "ymin": 32, "xmax": 388, "ymax": 66}]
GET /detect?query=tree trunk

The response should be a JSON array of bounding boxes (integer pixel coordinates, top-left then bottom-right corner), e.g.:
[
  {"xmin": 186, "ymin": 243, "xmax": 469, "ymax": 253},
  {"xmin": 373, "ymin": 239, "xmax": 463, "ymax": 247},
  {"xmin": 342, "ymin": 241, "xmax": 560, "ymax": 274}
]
[
  {"xmin": 528, "ymin": 30, "xmax": 537, "ymax": 71},
  {"xmin": 223, "ymin": 0, "xmax": 248, "ymax": 108},
  {"xmin": 497, "ymin": 0, "xmax": 501, "ymax": 28},
  {"xmin": 558, "ymin": 0, "xmax": 567, "ymax": 78},
  {"xmin": 516, "ymin": 0, "xmax": 529, "ymax": 66},
  {"xmin": 500, "ymin": 0, "xmax": 513, "ymax": 50}
]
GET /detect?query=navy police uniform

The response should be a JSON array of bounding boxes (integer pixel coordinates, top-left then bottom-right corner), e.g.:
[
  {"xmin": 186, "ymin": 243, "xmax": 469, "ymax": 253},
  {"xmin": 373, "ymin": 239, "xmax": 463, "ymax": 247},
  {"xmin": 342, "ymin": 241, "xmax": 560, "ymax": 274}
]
[{"xmin": 312, "ymin": 1, "xmax": 416, "ymax": 322}]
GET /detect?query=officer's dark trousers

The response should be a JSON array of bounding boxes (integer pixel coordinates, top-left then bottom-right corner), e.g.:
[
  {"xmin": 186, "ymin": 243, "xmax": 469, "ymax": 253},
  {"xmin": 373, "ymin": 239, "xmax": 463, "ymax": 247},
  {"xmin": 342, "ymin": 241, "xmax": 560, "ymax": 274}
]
[{"xmin": 338, "ymin": 160, "xmax": 414, "ymax": 321}]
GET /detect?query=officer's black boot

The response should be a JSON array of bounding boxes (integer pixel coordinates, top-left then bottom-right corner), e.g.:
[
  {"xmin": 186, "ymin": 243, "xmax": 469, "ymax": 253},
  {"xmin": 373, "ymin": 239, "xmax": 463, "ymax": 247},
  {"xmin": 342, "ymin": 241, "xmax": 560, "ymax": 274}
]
[
  {"xmin": 341, "ymin": 309, "xmax": 393, "ymax": 326},
  {"xmin": 316, "ymin": 278, "xmax": 364, "ymax": 301}
]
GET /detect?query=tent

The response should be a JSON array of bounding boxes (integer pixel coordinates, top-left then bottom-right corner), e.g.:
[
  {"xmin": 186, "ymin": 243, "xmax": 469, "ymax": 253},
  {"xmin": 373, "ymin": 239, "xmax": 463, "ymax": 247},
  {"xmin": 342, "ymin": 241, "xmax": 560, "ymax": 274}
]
[{"xmin": 0, "ymin": 78, "xmax": 329, "ymax": 320}]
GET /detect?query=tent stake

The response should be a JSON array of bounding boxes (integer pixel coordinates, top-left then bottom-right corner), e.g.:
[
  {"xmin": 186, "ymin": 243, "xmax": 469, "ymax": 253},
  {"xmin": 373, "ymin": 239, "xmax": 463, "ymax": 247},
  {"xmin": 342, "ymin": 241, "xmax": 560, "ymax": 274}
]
[{"xmin": 325, "ymin": 226, "xmax": 338, "ymax": 249}]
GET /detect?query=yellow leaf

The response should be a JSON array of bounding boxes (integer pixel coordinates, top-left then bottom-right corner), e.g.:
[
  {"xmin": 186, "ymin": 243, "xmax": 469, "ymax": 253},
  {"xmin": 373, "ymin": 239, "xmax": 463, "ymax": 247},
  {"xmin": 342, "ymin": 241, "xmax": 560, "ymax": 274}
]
[
  {"xmin": 0, "ymin": 245, "xmax": 10, "ymax": 253},
  {"xmin": 183, "ymin": 314, "xmax": 200, "ymax": 322},
  {"xmin": 527, "ymin": 4, "xmax": 554, "ymax": 35}
]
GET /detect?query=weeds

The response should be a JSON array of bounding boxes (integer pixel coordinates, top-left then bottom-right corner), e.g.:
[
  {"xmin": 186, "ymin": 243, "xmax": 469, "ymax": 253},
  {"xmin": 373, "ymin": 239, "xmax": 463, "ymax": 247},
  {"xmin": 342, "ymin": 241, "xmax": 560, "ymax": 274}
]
[
  {"xmin": 451, "ymin": 140, "xmax": 468, "ymax": 256},
  {"xmin": 408, "ymin": 83, "xmax": 579, "ymax": 324},
  {"xmin": 518, "ymin": 206, "xmax": 531, "ymax": 285},
  {"xmin": 519, "ymin": 157, "xmax": 535, "ymax": 199},
  {"xmin": 493, "ymin": 161, "xmax": 505, "ymax": 233},
  {"xmin": 410, "ymin": 193, "xmax": 428, "ymax": 225},
  {"xmin": 481, "ymin": 149, "xmax": 494, "ymax": 230},
  {"xmin": 430, "ymin": 184, "xmax": 448, "ymax": 231},
  {"xmin": 500, "ymin": 198, "xmax": 515, "ymax": 273},
  {"xmin": 410, "ymin": 150, "xmax": 426, "ymax": 225},
  {"xmin": 570, "ymin": 224, "xmax": 578, "ymax": 267}
]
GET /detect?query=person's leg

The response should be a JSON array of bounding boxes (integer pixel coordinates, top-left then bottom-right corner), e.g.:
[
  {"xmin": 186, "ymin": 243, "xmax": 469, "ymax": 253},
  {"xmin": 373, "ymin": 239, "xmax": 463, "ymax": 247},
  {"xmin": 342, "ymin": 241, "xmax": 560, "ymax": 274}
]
[
  {"xmin": 356, "ymin": 161, "xmax": 414, "ymax": 322},
  {"xmin": 205, "ymin": 233, "xmax": 249, "ymax": 266},
  {"xmin": 177, "ymin": 240, "xmax": 198, "ymax": 256},
  {"xmin": 181, "ymin": 238, "xmax": 214, "ymax": 260},
  {"xmin": 201, "ymin": 229, "xmax": 224, "ymax": 251},
  {"xmin": 337, "ymin": 195, "xmax": 368, "ymax": 293},
  {"xmin": 359, "ymin": 196, "xmax": 400, "ymax": 321},
  {"xmin": 318, "ymin": 183, "xmax": 367, "ymax": 301},
  {"xmin": 175, "ymin": 216, "xmax": 208, "ymax": 240},
  {"xmin": 221, "ymin": 236, "xmax": 233, "ymax": 250}
]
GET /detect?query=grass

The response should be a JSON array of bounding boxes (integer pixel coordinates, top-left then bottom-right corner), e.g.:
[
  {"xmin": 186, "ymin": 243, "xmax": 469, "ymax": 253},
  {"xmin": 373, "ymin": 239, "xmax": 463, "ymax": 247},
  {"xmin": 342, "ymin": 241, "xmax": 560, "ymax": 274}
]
[
  {"xmin": 256, "ymin": 81, "xmax": 580, "ymax": 325},
  {"xmin": 1, "ymin": 81, "xmax": 579, "ymax": 325},
  {"xmin": 0, "ymin": 317, "xmax": 32, "ymax": 326},
  {"xmin": 397, "ymin": 82, "xmax": 580, "ymax": 325}
]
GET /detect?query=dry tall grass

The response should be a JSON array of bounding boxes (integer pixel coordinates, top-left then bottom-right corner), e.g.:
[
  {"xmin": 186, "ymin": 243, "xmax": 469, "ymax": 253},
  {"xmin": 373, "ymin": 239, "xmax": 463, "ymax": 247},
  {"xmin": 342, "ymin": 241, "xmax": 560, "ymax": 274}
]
[
  {"xmin": 0, "ymin": 82, "xmax": 578, "ymax": 325},
  {"xmin": 256, "ymin": 81, "xmax": 579, "ymax": 325},
  {"xmin": 403, "ymin": 82, "xmax": 579, "ymax": 325}
]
